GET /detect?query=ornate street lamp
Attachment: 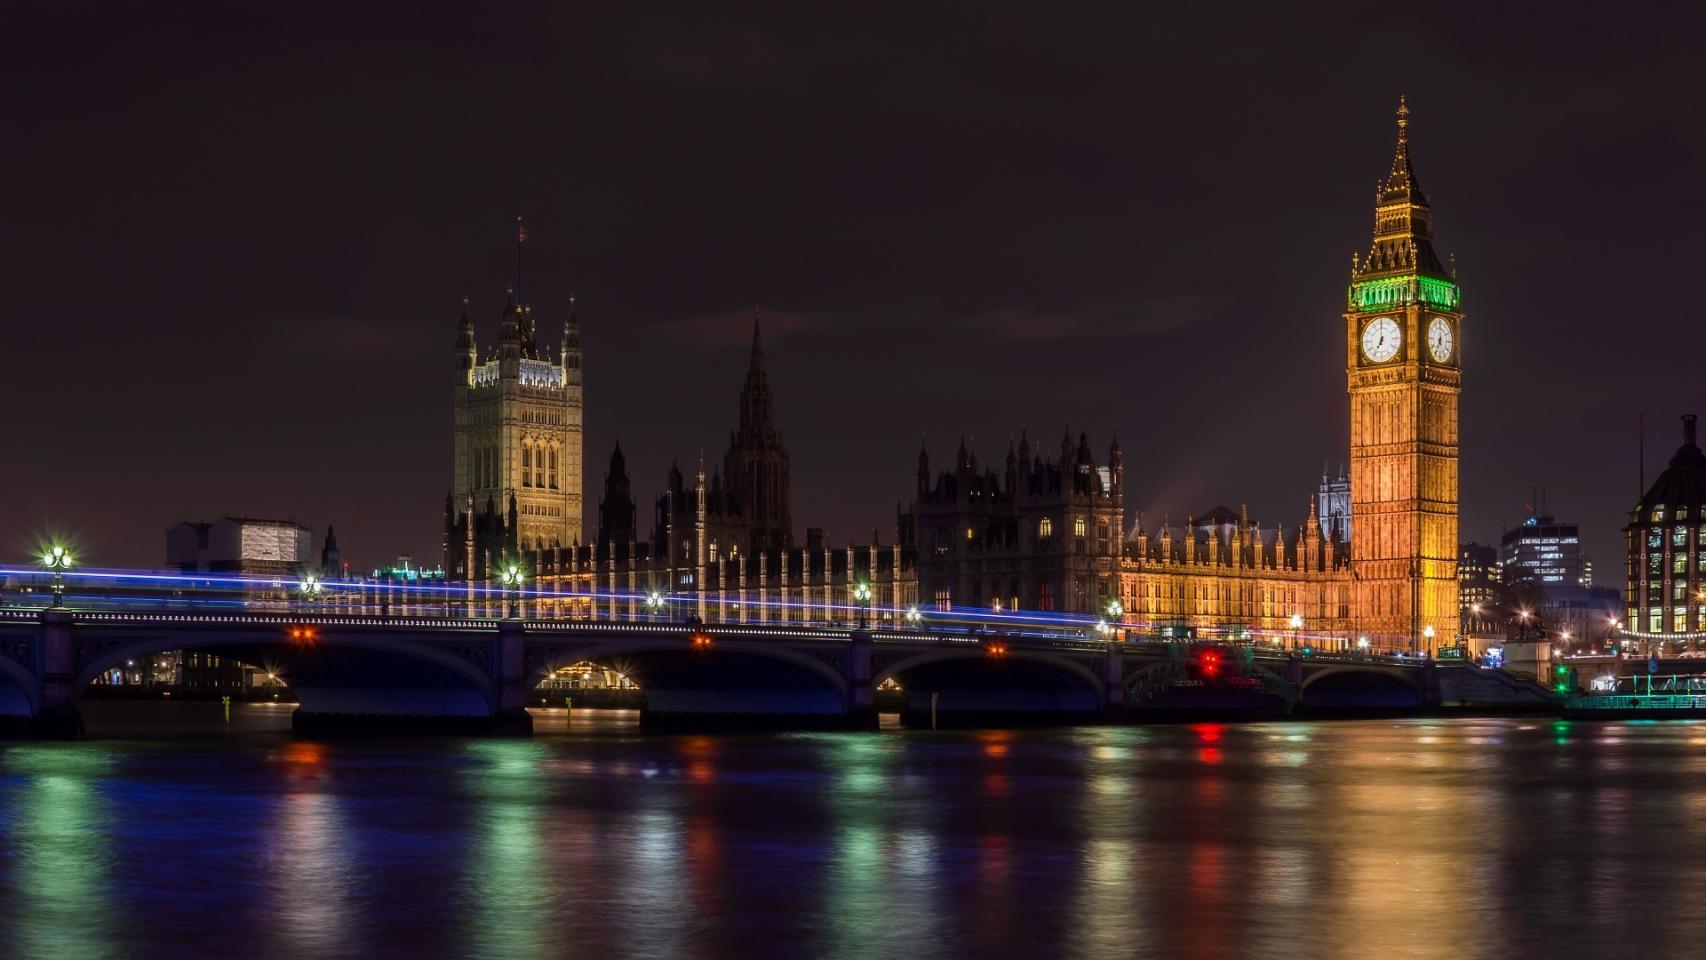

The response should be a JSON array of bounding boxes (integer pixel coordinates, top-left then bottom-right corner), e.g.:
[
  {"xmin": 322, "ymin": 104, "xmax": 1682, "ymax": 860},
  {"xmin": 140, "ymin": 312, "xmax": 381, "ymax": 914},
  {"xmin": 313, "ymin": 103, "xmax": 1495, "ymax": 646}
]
[
  {"xmin": 500, "ymin": 564, "xmax": 525, "ymax": 620},
  {"xmin": 645, "ymin": 589, "xmax": 666, "ymax": 621},
  {"xmin": 1289, "ymin": 613, "xmax": 1303, "ymax": 652},
  {"xmin": 40, "ymin": 545, "xmax": 73, "ymax": 608},
  {"xmin": 298, "ymin": 574, "xmax": 323, "ymax": 610},
  {"xmin": 904, "ymin": 605, "xmax": 922, "ymax": 628},
  {"xmin": 853, "ymin": 581, "xmax": 873, "ymax": 629}
]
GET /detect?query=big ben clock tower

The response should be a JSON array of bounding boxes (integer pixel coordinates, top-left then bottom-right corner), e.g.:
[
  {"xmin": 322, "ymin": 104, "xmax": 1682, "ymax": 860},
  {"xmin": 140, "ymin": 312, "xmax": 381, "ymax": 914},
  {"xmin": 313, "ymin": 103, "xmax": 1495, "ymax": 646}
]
[{"xmin": 1346, "ymin": 98, "xmax": 1461, "ymax": 651}]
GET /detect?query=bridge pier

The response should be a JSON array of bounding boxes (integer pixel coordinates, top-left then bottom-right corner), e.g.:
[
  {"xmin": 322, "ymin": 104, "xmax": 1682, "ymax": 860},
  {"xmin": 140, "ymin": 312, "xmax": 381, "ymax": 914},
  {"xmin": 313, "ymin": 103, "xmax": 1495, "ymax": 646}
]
[
  {"xmin": 1421, "ymin": 657, "xmax": 1441, "ymax": 710},
  {"xmin": 1102, "ymin": 643, "xmax": 1128, "ymax": 722},
  {"xmin": 845, "ymin": 630, "xmax": 877, "ymax": 730},
  {"xmin": 30, "ymin": 609, "xmax": 83, "ymax": 739},
  {"xmin": 492, "ymin": 620, "xmax": 533, "ymax": 735}
]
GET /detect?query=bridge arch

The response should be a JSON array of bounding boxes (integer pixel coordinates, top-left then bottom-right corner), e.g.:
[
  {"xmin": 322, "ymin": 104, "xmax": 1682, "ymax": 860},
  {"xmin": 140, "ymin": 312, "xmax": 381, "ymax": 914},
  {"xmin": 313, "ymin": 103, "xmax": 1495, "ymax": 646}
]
[
  {"xmin": 72, "ymin": 628, "xmax": 500, "ymax": 712},
  {"xmin": 1297, "ymin": 664, "xmax": 1422, "ymax": 709},
  {"xmin": 562, "ymin": 638, "xmax": 849, "ymax": 697},
  {"xmin": 875, "ymin": 648, "xmax": 1104, "ymax": 695},
  {"xmin": 532, "ymin": 636, "xmax": 852, "ymax": 728},
  {"xmin": 0, "ymin": 654, "xmax": 39, "ymax": 715},
  {"xmin": 874, "ymin": 647, "xmax": 1106, "ymax": 726}
]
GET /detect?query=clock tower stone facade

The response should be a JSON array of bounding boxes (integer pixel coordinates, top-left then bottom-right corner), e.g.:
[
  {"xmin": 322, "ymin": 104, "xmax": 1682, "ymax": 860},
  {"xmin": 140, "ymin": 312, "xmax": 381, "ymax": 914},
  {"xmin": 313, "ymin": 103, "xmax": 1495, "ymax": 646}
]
[{"xmin": 1345, "ymin": 98, "xmax": 1461, "ymax": 649}]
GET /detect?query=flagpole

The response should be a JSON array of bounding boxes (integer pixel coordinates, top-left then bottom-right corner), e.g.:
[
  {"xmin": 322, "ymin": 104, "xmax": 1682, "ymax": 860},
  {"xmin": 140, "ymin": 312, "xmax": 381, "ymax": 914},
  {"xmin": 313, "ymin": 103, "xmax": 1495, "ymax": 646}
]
[{"xmin": 515, "ymin": 214, "xmax": 523, "ymax": 300}]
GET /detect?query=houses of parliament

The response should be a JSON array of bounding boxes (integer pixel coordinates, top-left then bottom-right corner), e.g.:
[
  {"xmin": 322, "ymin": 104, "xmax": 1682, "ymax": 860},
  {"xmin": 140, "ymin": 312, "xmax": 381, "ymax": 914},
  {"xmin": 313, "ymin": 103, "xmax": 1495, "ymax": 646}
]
[{"xmin": 444, "ymin": 101, "xmax": 1461, "ymax": 649}]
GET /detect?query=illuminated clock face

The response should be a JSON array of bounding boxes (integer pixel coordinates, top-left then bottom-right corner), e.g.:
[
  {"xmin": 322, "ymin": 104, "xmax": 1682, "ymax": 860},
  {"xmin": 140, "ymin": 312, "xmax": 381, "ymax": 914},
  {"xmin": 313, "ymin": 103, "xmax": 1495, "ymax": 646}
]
[
  {"xmin": 1361, "ymin": 316, "xmax": 1401, "ymax": 363},
  {"xmin": 1427, "ymin": 316, "xmax": 1454, "ymax": 362}
]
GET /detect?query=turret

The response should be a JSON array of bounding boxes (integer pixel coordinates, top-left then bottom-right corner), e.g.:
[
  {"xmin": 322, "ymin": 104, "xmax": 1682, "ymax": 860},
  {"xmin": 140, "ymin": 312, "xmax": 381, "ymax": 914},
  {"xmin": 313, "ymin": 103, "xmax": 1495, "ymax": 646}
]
[
  {"xmin": 1108, "ymin": 432, "xmax": 1124, "ymax": 499},
  {"xmin": 507, "ymin": 493, "xmax": 520, "ymax": 553},
  {"xmin": 562, "ymin": 295, "xmax": 583, "ymax": 386},
  {"xmin": 694, "ymin": 452, "xmax": 708, "ymax": 570},
  {"xmin": 1303, "ymin": 497, "xmax": 1321, "ymax": 572},
  {"xmin": 455, "ymin": 298, "xmax": 476, "ymax": 373},
  {"xmin": 499, "ymin": 288, "xmax": 522, "ymax": 373},
  {"xmin": 321, "ymin": 525, "xmax": 341, "ymax": 578}
]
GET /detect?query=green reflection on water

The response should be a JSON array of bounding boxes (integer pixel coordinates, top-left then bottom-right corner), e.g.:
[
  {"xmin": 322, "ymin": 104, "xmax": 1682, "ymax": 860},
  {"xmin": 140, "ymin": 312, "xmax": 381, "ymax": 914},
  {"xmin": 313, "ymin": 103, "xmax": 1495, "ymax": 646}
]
[
  {"xmin": 819, "ymin": 733, "xmax": 945, "ymax": 959},
  {"xmin": 460, "ymin": 741, "xmax": 550, "ymax": 960},
  {"xmin": 2, "ymin": 746, "xmax": 117, "ymax": 960}
]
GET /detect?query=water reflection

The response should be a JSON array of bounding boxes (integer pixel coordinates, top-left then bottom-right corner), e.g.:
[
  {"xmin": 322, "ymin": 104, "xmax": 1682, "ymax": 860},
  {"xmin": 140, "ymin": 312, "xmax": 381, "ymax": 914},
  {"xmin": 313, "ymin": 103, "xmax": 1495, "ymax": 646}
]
[
  {"xmin": 1, "ymin": 747, "xmax": 116, "ymax": 960},
  {"xmin": 263, "ymin": 741, "xmax": 357, "ymax": 958},
  {"xmin": 459, "ymin": 741, "xmax": 549, "ymax": 960},
  {"xmin": 4, "ymin": 715, "xmax": 1706, "ymax": 959}
]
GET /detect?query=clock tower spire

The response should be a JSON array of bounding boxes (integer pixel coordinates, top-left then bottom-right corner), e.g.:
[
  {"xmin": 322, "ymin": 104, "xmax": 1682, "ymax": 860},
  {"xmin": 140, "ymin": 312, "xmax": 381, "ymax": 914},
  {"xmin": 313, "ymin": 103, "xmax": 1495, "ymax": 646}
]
[{"xmin": 1345, "ymin": 98, "xmax": 1462, "ymax": 652}]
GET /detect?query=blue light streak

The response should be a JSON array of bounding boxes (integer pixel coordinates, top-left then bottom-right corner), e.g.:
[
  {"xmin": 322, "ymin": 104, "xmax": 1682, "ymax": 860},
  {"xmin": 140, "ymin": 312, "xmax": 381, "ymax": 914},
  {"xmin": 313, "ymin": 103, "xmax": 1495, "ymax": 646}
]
[{"xmin": 0, "ymin": 564, "xmax": 1380, "ymax": 645}]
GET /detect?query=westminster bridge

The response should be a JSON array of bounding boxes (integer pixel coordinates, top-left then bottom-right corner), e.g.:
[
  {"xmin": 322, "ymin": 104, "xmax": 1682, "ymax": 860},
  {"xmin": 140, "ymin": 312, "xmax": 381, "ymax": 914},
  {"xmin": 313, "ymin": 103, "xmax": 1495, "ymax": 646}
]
[{"xmin": 0, "ymin": 584, "xmax": 1557, "ymax": 737}]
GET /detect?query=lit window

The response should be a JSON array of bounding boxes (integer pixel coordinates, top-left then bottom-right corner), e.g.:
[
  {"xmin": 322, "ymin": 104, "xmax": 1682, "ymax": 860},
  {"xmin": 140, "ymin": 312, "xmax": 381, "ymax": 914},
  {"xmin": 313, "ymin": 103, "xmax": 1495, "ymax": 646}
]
[
  {"xmin": 1039, "ymin": 518, "xmax": 1053, "ymax": 539},
  {"xmin": 1074, "ymin": 517, "xmax": 1087, "ymax": 537}
]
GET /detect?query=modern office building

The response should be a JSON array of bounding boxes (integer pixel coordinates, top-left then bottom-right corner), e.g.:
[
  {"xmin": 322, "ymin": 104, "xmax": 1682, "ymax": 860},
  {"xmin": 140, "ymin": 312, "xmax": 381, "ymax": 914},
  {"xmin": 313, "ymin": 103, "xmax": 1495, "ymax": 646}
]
[{"xmin": 1501, "ymin": 515, "xmax": 1584, "ymax": 588}]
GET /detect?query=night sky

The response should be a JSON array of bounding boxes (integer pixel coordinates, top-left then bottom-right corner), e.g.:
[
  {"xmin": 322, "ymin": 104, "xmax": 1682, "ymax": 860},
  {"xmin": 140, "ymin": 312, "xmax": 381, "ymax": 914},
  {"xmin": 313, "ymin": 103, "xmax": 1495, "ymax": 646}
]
[{"xmin": 4, "ymin": 2, "xmax": 1702, "ymax": 577}]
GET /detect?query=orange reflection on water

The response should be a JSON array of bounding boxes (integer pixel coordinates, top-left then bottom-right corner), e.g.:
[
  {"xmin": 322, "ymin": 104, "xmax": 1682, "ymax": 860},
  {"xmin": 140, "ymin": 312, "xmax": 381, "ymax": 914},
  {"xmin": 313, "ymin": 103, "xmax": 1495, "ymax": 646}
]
[
  {"xmin": 285, "ymin": 741, "xmax": 325, "ymax": 765},
  {"xmin": 979, "ymin": 833, "xmax": 1011, "ymax": 883},
  {"xmin": 686, "ymin": 813, "xmax": 722, "ymax": 913},
  {"xmin": 279, "ymin": 741, "xmax": 327, "ymax": 786},
  {"xmin": 680, "ymin": 736, "xmax": 718, "ymax": 783}
]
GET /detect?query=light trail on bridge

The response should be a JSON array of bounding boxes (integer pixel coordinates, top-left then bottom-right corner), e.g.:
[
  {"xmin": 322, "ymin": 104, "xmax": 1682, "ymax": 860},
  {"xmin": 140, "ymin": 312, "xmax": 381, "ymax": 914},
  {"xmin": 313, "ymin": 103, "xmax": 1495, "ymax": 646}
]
[{"xmin": 0, "ymin": 564, "xmax": 1389, "ymax": 649}]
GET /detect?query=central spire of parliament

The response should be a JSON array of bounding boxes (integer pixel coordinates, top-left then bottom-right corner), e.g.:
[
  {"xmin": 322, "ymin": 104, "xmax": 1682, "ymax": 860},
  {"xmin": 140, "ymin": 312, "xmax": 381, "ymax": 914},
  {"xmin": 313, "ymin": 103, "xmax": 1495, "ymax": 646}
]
[{"xmin": 725, "ymin": 312, "xmax": 792, "ymax": 551}]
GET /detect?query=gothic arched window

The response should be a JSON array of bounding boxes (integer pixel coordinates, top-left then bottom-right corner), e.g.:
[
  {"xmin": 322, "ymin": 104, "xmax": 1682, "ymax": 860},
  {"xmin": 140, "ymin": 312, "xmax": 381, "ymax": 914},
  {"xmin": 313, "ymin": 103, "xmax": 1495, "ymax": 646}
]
[{"xmin": 522, "ymin": 446, "xmax": 533, "ymax": 487}]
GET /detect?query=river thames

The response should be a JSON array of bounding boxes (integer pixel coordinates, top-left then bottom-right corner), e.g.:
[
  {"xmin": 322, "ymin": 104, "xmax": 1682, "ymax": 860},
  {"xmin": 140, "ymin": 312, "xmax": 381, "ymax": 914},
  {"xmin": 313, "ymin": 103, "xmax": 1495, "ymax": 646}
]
[{"xmin": 2, "ymin": 705, "xmax": 1704, "ymax": 959}]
